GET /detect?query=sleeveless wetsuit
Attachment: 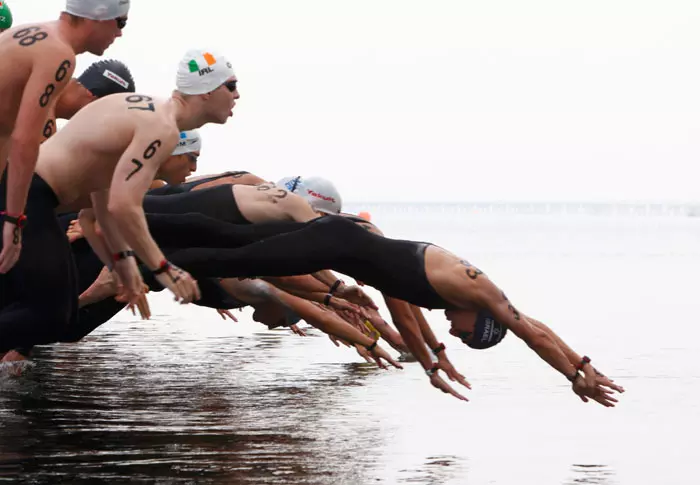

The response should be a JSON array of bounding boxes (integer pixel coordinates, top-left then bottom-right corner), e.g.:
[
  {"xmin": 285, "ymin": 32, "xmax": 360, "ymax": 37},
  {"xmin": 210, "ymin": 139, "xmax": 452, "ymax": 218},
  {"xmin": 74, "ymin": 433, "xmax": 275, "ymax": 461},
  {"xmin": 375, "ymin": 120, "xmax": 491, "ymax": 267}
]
[
  {"xmin": 147, "ymin": 171, "xmax": 251, "ymax": 196},
  {"xmin": 0, "ymin": 172, "xmax": 80, "ymax": 352},
  {"xmin": 142, "ymin": 213, "xmax": 455, "ymax": 309},
  {"xmin": 9, "ymin": 211, "xmax": 245, "ymax": 346},
  {"xmin": 143, "ymin": 185, "xmax": 250, "ymax": 224},
  {"xmin": 58, "ymin": 217, "xmax": 246, "ymax": 343}
]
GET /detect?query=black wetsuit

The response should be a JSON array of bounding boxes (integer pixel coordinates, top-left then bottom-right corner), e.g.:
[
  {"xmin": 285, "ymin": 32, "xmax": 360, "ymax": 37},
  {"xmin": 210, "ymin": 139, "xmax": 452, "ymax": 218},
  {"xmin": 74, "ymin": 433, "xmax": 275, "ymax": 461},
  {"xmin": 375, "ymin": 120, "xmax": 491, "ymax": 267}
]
[
  {"xmin": 53, "ymin": 213, "xmax": 246, "ymax": 343},
  {"xmin": 143, "ymin": 185, "xmax": 250, "ymax": 224},
  {"xmin": 146, "ymin": 171, "xmax": 251, "ymax": 196},
  {"xmin": 0, "ymin": 172, "xmax": 80, "ymax": 352},
  {"xmin": 142, "ymin": 213, "xmax": 455, "ymax": 310}
]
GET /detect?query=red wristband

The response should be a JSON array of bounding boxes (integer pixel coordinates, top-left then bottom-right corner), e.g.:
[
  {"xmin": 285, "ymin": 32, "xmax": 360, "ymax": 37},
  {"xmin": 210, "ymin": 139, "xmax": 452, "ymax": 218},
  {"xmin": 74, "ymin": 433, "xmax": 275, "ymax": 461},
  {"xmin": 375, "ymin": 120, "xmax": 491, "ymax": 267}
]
[
  {"xmin": 576, "ymin": 355, "xmax": 591, "ymax": 372},
  {"xmin": 1, "ymin": 211, "xmax": 27, "ymax": 229},
  {"xmin": 112, "ymin": 250, "xmax": 135, "ymax": 262},
  {"xmin": 432, "ymin": 342, "xmax": 446, "ymax": 356},
  {"xmin": 151, "ymin": 259, "xmax": 170, "ymax": 275}
]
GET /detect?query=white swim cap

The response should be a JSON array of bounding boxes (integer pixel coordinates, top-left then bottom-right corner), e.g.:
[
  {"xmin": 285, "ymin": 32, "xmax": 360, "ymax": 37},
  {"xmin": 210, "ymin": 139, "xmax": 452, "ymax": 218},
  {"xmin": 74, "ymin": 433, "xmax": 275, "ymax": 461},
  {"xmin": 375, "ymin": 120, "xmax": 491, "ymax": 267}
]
[
  {"xmin": 277, "ymin": 176, "xmax": 342, "ymax": 214},
  {"xmin": 65, "ymin": 0, "xmax": 130, "ymax": 21},
  {"xmin": 176, "ymin": 49, "xmax": 235, "ymax": 95},
  {"xmin": 172, "ymin": 130, "xmax": 202, "ymax": 155},
  {"xmin": 277, "ymin": 176, "xmax": 301, "ymax": 192}
]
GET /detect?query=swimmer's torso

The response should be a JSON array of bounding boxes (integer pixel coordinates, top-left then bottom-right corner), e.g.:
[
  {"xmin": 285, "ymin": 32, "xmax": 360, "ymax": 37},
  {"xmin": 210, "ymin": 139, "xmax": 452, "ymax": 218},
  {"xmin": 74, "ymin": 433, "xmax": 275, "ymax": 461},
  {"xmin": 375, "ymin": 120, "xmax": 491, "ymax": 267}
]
[{"xmin": 36, "ymin": 93, "xmax": 180, "ymax": 210}]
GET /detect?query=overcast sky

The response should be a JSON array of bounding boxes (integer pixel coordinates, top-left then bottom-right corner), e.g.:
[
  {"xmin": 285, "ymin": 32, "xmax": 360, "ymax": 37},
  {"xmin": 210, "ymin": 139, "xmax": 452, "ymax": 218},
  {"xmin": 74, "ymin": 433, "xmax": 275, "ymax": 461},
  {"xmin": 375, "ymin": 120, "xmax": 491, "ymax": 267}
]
[{"xmin": 13, "ymin": 0, "xmax": 700, "ymax": 202}]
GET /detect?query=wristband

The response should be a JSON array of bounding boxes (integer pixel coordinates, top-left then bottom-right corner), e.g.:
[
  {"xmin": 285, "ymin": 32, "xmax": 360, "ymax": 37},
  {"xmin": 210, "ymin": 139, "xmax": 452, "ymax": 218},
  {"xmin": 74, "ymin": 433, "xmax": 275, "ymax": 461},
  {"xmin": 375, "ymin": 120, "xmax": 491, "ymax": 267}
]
[
  {"xmin": 112, "ymin": 250, "xmax": 135, "ymax": 262},
  {"xmin": 1, "ymin": 211, "xmax": 27, "ymax": 229},
  {"xmin": 575, "ymin": 355, "xmax": 591, "ymax": 372},
  {"xmin": 323, "ymin": 293, "xmax": 332, "ymax": 306},
  {"xmin": 366, "ymin": 340, "xmax": 378, "ymax": 352},
  {"xmin": 330, "ymin": 279, "xmax": 343, "ymax": 294},
  {"xmin": 432, "ymin": 342, "xmax": 446, "ymax": 356},
  {"xmin": 426, "ymin": 364, "xmax": 439, "ymax": 377},
  {"xmin": 151, "ymin": 259, "xmax": 171, "ymax": 275}
]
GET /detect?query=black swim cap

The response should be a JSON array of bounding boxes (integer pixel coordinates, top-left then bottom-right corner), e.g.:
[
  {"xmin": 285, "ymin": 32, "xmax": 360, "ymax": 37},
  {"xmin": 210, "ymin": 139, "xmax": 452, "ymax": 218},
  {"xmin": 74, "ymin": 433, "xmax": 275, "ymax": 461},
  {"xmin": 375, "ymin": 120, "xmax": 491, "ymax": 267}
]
[
  {"xmin": 78, "ymin": 59, "xmax": 135, "ymax": 98},
  {"xmin": 467, "ymin": 309, "xmax": 507, "ymax": 350}
]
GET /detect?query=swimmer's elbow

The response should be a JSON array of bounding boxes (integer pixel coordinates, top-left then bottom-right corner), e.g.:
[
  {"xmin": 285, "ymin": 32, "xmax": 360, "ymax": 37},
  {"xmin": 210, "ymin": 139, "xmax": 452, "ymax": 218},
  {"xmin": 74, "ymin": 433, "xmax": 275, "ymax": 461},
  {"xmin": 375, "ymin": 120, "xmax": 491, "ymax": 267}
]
[{"xmin": 107, "ymin": 199, "xmax": 140, "ymax": 222}]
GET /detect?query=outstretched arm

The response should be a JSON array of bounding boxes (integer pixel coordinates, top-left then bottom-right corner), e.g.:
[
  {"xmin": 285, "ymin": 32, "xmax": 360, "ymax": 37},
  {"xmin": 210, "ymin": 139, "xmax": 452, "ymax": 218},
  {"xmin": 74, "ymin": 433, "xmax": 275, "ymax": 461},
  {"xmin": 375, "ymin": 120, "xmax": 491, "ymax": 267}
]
[
  {"xmin": 385, "ymin": 296, "xmax": 470, "ymax": 401},
  {"xmin": 461, "ymin": 270, "xmax": 619, "ymax": 404},
  {"xmin": 0, "ymin": 46, "xmax": 74, "ymax": 273},
  {"xmin": 410, "ymin": 305, "xmax": 470, "ymax": 388}
]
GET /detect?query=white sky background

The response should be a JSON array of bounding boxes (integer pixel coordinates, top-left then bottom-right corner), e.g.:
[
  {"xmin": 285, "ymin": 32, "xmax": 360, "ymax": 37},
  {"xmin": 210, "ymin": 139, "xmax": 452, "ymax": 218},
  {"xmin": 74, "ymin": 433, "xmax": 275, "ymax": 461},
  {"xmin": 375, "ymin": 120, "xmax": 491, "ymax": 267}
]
[{"xmin": 13, "ymin": 0, "xmax": 700, "ymax": 202}]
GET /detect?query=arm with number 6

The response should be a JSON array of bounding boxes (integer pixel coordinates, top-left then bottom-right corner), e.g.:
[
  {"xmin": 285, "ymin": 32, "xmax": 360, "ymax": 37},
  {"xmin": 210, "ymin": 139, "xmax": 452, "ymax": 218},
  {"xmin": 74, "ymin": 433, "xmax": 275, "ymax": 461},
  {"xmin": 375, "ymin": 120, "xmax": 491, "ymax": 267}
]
[
  {"xmin": 5, "ymin": 42, "xmax": 73, "ymax": 216},
  {"xmin": 0, "ymin": 37, "xmax": 75, "ymax": 273},
  {"xmin": 106, "ymin": 122, "xmax": 179, "ymax": 270}
]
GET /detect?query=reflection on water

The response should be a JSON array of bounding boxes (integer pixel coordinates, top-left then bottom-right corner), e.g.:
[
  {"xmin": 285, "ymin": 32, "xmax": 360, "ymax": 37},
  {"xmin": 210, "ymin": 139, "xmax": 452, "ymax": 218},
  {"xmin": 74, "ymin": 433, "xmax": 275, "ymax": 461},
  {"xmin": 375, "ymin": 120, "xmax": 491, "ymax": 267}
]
[
  {"xmin": 0, "ymin": 328, "xmax": 376, "ymax": 483},
  {"xmin": 397, "ymin": 455, "xmax": 468, "ymax": 484},
  {"xmin": 567, "ymin": 464, "xmax": 617, "ymax": 485},
  {"xmin": 0, "ymin": 329, "xmax": 389, "ymax": 484},
  {"xmin": 2, "ymin": 208, "xmax": 699, "ymax": 484}
]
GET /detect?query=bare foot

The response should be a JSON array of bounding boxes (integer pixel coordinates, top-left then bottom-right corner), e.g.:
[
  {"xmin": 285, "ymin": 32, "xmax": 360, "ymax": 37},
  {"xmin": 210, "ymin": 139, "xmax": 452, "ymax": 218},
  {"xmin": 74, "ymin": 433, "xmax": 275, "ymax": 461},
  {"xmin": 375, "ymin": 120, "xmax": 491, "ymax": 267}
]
[{"xmin": 79, "ymin": 266, "xmax": 118, "ymax": 308}]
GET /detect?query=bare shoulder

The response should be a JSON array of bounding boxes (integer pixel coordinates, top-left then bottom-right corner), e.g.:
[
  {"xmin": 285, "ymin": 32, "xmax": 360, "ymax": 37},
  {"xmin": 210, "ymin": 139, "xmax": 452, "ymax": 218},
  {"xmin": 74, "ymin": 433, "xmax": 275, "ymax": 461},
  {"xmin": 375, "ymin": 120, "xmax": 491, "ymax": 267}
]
[
  {"xmin": 124, "ymin": 95, "xmax": 180, "ymax": 139},
  {"xmin": 2, "ymin": 22, "xmax": 73, "ymax": 56}
]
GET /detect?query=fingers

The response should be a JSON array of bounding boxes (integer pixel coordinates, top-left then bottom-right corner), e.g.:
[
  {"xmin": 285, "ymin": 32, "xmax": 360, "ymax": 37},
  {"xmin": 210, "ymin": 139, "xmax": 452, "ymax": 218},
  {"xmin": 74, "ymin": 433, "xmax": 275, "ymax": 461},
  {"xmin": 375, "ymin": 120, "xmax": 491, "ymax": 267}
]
[
  {"xmin": 380, "ymin": 351, "xmax": 403, "ymax": 370},
  {"xmin": 451, "ymin": 372, "xmax": 472, "ymax": 390},
  {"xmin": 599, "ymin": 377, "xmax": 625, "ymax": 393},
  {"xmin": 217, "ymin": 309, "xmax": 237, "ymax": 321},
  {"xmin": 128, "ymin": 294, "xmax": 150, "ymax": 320},
  {"xmin": 355, "ymin": 345, "xmax": 374, "ymax": 364},
  {"xmin": 136, "ymin": 294, "xmax": 151, "ymax": 320},
  {"xmin": 431, "ymin": 375, "xmax": 469, "ymax": 401},
  {"xmin": 370, "ymin": 353, "xmax": 388, "ymax": 369},
  {"xmin": 169, "ymin": 269, "xmax": 200, "ymax": 304}
]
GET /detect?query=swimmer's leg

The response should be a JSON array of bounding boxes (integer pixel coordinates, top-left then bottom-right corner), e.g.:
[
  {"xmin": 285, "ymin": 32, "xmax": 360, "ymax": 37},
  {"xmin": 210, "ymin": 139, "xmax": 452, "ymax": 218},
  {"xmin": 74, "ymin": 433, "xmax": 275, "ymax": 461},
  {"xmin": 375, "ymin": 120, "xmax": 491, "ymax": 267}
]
[
  {"xmin": 145, "ymin": 213, "xmax": 307, "ymax": 249},
  {"xmin": 166, "ymin": 216, "xmax": 371, "ymax": 279}
]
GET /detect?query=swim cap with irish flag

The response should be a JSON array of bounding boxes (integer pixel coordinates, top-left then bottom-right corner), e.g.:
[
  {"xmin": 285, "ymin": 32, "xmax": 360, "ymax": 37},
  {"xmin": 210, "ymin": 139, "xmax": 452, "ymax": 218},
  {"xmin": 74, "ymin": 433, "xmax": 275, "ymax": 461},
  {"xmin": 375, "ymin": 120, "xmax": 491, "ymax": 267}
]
[
  {"xmin": 176, "ymin": 49, "xmax": 235, "ymax": 95},
  {"xmin": 0, "ymin": 1, "xmax": 13, "ymax": 31}
]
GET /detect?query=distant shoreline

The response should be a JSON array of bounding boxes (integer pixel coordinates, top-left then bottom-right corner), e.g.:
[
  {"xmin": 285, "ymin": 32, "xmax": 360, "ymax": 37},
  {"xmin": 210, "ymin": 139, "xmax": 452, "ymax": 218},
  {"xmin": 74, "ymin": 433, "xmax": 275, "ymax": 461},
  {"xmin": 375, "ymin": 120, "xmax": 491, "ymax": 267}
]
[{"xmin": 343, "ymin": 201, "xmax": 700, "ymax": 217}]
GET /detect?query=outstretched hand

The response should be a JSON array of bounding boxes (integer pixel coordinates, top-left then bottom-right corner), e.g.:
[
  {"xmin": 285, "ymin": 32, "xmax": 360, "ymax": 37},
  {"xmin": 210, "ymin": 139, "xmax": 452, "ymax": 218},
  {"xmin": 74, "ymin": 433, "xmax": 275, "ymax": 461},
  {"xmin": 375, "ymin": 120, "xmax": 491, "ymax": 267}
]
[
  {"xmin": 369, "ymin": 344, "xmax": 403, "ymax": 370},
  {"xmin": 216, "ymin": 309, "xmax": 238, "ymax": 321},
  {"xmin": 429, "ymin": 370, "xmax": 469, "ymax": 402},
  {"xmin": 435, "ymin": 355, "xmax": 471, "ymax": 390},
  {"xmin": 335, "ymin": 285, "xmax": 378, "ymax": 310},
  {"xmin": 572, "ymin": 371, "xmax": 624, "ymax": 408}
]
